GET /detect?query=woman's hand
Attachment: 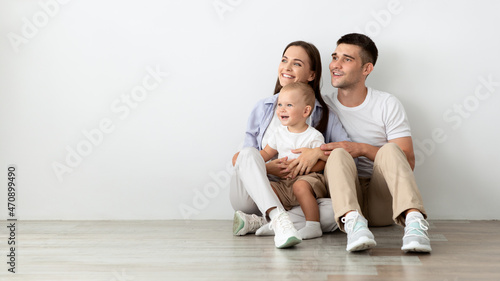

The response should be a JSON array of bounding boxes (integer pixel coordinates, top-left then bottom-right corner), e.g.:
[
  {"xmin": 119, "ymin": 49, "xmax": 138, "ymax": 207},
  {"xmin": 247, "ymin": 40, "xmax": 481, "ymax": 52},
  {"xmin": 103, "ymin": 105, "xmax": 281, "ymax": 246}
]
[
  {"xmin": 266, "ymin": 157, "xmax": 290, "ymax": 178},
  {"xmin": 286, "ymin": 147, "xmax": 323, "ymax": 178},
  {"xmin": 232, "ymin": 152, "xmax": 240, "ymax": 166}
]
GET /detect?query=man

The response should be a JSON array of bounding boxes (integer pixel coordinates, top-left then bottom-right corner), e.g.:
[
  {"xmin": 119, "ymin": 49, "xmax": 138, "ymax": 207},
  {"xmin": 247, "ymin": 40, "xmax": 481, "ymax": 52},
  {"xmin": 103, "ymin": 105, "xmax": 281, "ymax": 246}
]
[{"xmin": 321, "ymin": 33, "xmax": 431, "ymax": 253}]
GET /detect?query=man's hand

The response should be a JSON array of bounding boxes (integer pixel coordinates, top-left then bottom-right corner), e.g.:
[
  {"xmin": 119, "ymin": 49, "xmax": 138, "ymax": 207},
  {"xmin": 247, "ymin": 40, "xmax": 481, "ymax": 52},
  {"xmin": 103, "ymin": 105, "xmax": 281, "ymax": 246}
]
[
  {"xmin": 320, "ymin": 141, "xmax": 363, "ymax": 157},
  {"xmin": 321, "ymin": 141, "xmax": 379, "ymax": 161}
]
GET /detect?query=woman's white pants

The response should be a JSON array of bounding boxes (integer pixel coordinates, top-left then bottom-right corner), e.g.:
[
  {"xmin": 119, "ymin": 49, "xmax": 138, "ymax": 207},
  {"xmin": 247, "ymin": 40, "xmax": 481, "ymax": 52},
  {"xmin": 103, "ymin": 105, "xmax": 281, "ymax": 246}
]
[{"xmin": 229, "ymin": 147, "xmax": 337, "ymax": 232}]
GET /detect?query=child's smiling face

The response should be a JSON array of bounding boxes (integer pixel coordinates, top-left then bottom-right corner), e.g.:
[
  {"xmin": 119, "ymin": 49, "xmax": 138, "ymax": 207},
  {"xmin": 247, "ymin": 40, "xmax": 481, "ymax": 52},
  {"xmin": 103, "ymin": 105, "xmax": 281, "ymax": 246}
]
[{"xmin": 276, "ymin": 89, "xmax": 309, "ymax": 130}]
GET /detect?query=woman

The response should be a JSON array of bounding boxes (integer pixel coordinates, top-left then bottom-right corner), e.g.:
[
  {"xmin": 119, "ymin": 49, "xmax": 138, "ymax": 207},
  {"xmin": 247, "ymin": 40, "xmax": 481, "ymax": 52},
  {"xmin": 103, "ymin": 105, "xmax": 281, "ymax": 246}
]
[{"xmin": 230, "ymin": 41, "xmax": 350, "ymax": 248}]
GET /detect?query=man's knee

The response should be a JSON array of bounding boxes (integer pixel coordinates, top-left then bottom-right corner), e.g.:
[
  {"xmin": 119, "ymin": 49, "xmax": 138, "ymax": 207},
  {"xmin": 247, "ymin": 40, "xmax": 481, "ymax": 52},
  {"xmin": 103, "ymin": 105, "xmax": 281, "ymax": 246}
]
[
  {"xmin": 375, "ymin": 143, "xmax": 408, "ymax": 165},
  {"xmin": 326, "ymin": 148, "xmax": 350, "ymax": 164},
  {"xmin": 330, "ymin": 147, "xmax": 350, "ymax": 157},
  {"xmin": 378, "ymin": 143, "xmax": 402, "ymax": 156},
  {"xmin": 325, "ymin": 148, "xmax": 355, "ymax": 171}
]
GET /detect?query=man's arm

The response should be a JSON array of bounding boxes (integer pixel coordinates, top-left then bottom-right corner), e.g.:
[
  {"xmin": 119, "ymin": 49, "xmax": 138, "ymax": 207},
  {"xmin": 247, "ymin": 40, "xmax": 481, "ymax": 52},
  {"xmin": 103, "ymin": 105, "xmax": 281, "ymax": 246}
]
[
  {"xmin": 388, "ymin": 136, "xmax": 415, "ymax": 170},
  {"xmin": 321, "ymin": 141, "xmax": 379, "ymax": 161},
  {"xmin": 320, "ymin": 136, "xmax": 415, "ymax": 170}
]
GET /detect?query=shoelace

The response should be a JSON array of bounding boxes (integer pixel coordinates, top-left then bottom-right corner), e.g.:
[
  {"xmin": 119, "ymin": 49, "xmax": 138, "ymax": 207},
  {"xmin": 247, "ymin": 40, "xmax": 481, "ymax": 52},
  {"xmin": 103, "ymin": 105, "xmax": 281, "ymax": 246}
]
[
  {"xmin": 341, "ymin": 213, "xmax": 359, "ymax": 234},
  {"xmin": 270, "ymin": 212, "xmax": 294, "ymax": 233},
  {"xmin": 247, "ymin": 214, "xmax": 264, "ymax": 230},
  {"xmin": 404, "ymin": 218, "xmax": 430, "ymax": 240}
]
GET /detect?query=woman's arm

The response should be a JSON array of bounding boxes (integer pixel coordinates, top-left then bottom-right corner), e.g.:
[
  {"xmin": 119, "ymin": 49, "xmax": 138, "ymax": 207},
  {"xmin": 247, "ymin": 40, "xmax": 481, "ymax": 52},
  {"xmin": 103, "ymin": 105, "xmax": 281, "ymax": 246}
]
[
  {"xmin": 286, "ymin": 158, "xmax": 326, "ymax": 178},
  {"xmin": 233, "ymin": 151, "xmax": 290, "ymax": 178},
  {"xmin": 285, "ymin": 147, "xmax": 325, "ymax": 178}
]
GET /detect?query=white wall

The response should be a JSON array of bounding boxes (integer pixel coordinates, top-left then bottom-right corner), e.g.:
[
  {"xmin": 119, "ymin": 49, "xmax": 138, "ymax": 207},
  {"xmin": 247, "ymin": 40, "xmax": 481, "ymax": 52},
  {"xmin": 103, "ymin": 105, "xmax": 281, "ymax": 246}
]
[{"xmin": 1, "ymin": 0, "xmax": 499, "ymax": 220}]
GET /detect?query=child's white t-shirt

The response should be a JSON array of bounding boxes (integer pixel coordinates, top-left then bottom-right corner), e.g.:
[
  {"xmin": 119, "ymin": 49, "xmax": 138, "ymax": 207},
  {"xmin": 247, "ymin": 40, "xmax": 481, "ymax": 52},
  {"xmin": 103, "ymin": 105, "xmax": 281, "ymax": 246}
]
[
  {"xmin": 267, "ymin": 125, "xmax": 325, "ymax": 160},
  {"xmin": 262, "ymin": 108, "xmax": 314, "ymax": 151}
]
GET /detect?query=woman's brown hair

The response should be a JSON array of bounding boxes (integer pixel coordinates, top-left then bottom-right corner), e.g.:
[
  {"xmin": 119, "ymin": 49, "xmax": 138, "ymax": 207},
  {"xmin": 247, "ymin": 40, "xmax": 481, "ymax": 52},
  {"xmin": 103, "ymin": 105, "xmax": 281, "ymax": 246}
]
[{"xmin": 273, "ymin": 41, "xmax": 329, "ymax": 133}]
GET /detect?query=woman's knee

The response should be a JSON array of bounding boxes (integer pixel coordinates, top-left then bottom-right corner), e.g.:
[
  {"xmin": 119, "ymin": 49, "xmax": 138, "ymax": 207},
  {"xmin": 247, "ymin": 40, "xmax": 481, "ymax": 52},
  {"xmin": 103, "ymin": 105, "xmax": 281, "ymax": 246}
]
[
  {"xmin": 238, "ymin": 147, "xmax": 260, "ymax": 159},
  {"xmin": 234, "ymin": 147, "xmax": 260, "ymax": 166}
]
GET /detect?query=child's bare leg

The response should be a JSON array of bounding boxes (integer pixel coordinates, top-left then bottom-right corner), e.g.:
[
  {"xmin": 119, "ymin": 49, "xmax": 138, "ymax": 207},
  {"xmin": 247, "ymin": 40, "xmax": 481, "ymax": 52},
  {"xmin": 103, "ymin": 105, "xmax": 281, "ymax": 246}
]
[{"xmin": 293, "ymin": 180, "xmax": 322, "ymax": 239}]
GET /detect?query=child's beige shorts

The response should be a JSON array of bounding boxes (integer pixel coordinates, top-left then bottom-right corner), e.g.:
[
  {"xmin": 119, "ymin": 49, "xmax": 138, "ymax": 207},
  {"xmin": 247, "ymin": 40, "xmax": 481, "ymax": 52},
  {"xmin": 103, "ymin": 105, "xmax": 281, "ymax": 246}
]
[{"xmin": 270, "ymin": 172, "xmax": 329, "ymax": 210}]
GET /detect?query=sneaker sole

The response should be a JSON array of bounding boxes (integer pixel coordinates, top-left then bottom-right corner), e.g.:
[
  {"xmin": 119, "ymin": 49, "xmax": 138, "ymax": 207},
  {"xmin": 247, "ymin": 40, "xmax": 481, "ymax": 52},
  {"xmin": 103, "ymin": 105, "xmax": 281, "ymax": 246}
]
[
  {"xmin": 233, "ymin": 212, "xmax": 246, "ymax": 236},
  {"xmin": 276, "ymin": 236, "xmax": 302, "ymax": 249},
  {"xmin": 346, "ymin": 236, "xmax": 377, "ymax": 252},
  {"xmin": 401, "ymin": 241, "xmax": 432, "ymax": 253}
]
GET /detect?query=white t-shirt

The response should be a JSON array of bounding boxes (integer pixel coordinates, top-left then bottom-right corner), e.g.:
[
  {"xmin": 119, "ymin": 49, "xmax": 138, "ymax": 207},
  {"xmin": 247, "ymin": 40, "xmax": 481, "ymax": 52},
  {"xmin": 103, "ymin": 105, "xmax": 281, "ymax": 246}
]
[
  {"xmin": 267, "ymin": 125, "xmax": 325, "ymax": 160},
  {"xmin": 324, "ymin": 87, "xmax": 411, "ymax": 177},
  {"xmin": 262, "ymin": 107, "xmax": 314, "ymax": 150}
]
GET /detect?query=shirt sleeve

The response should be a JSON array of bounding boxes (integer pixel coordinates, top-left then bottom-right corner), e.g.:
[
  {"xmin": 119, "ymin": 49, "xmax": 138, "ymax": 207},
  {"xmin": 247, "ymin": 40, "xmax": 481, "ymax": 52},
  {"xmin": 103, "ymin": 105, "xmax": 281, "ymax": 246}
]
[
  {"xmin": 384, "ymin": 96, "xmax": 411, "ymax": 140},
  {"xmin": 309, "ymin": 129, "xmax": 325, "ymax": 148},
  {"xmin": 267, "ymin": 130, "xmax": 277, "ymax": 150},
  {"xmin": 243, "ymin": 100, "xmax": 265, "ymax": 149}
]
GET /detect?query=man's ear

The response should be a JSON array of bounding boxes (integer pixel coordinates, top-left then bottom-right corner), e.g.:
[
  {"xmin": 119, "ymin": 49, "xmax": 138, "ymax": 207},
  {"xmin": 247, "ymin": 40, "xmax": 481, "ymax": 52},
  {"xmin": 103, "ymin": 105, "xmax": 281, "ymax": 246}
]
[
  {"xmin": 363, "ymin": 63, "xmax": 374, "ymax": 76},
  {"xmin": 303, "ymin": 105, "xmax": 312, "ymax": 117}
]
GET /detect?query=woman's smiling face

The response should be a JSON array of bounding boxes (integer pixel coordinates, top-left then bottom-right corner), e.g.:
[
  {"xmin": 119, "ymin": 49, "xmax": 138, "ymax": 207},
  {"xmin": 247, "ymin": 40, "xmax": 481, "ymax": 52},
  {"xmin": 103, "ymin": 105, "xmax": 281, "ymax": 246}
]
[{"xmin": 278, "ymin": 45, "xmax": 315, "ymax": 88}]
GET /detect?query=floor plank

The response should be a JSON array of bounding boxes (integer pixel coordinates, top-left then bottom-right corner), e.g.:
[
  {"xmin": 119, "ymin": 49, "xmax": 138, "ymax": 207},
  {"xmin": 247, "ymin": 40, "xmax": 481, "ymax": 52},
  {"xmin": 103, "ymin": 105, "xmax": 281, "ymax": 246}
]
[{"xmin": 1, "ymin": 220, "xmax": 499, "ymax": 280}]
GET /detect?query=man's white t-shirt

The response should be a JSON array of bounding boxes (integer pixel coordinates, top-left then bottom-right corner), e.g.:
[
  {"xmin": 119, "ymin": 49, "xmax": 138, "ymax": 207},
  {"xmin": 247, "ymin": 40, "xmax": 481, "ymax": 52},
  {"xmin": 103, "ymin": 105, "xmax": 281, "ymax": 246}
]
[
  {"xmin": 324, "ymin": 87, "xmax": 411, "ymax": 177},
  {"xmin": 267, "ymin": 125, "xmax": 325, "ymax": 160}
]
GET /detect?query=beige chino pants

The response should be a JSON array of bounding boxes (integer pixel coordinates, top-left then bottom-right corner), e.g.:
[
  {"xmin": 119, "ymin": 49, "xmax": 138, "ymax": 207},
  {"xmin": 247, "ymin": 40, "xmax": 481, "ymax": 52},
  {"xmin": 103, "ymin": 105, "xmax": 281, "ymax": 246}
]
[{"xmin": 324, "ymin": 143, "xmax": 427, "ymax": 231}]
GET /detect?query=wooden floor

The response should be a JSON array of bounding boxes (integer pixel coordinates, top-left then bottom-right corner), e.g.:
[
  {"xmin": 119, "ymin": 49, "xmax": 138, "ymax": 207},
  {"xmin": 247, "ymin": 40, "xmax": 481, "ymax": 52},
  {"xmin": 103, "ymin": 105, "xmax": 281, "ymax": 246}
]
[{"xmin": 1, "ymin": 220, "xmax": 500, "ymax": 280}]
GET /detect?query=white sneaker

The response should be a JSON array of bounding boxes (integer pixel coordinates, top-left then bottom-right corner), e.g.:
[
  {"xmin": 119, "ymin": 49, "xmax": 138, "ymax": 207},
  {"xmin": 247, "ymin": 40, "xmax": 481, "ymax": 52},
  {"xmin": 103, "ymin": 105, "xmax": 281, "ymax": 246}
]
[
  {"xmin": 270, "ymin": 210, "xmax": 302, "ymax": 248},
  {"xmin": 233, "ymin": 210, "xmax": 266, "ymax": 236},
  {"xmin": 255, "ymin": 223, "xmax": 274, "ymax": 236},
  {"xmin": 341, "ymin": 212, "xmax": 376, "ymax": 252},
  {"xmin": 401, "ymin": 215, "xmax": 432, "ymax": 253}
]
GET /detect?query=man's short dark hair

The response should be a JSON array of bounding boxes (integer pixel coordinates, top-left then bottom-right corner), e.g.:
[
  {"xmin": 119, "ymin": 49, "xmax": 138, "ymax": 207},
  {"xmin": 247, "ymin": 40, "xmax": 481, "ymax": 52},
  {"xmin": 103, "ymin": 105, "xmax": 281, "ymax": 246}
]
[{"xmin": 337, "ymin": 33, "xmax": 378, "ymax": 66}]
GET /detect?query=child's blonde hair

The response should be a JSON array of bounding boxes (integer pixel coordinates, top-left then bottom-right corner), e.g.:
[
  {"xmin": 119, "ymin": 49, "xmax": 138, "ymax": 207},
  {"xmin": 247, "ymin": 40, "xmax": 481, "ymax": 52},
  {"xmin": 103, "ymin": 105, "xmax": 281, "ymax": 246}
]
[{"xmin": 281, "ymin": 82, "xmax": 316, "ymax": 110}]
